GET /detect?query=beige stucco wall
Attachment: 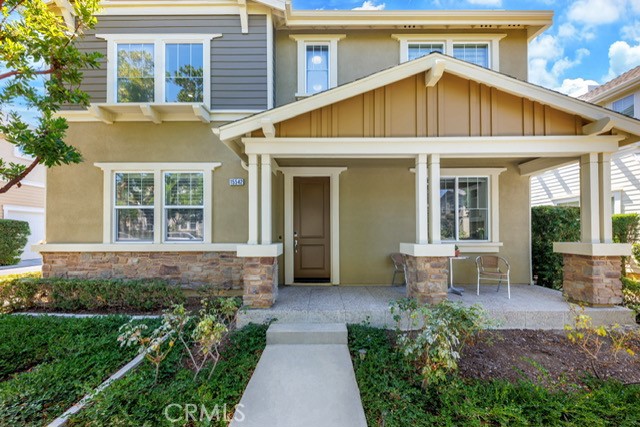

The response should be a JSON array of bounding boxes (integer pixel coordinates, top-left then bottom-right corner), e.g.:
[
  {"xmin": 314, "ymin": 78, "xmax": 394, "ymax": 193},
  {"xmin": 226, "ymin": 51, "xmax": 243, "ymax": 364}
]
[
  {"xmin": 46, "ymin": 122, "xmax": 248, "ymax": 243},
  {"xmin": 275, "ymin": 29, "xmax": 529, "ymax": 106}
]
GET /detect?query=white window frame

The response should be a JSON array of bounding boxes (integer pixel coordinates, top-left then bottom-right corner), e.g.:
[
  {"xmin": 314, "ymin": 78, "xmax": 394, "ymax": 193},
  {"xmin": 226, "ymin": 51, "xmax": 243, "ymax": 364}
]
[
  {"xmin": 289, "ymin": 34, "xmax": 346, "ymax": 97},
  {"xmin": 392, "ymin": 34, "xmax": 506, "ymax": 71},
  {"xmin": 114, "ymin": 171, "xmax": 156, "ymax": 243},
  {"xmin": 163, "ymin": 171, "xmax": 206, "ymax": 243},
  {"xmin": 95, "ymin": 162, "xmax": 221, "ymax": 245},
  {"xmin": 610, "ymin": 94, "xmax": 635, "ymax": 117},
  {"xmin": 97, "ymin": 34, "xmax": 221, "ymax": 106}
]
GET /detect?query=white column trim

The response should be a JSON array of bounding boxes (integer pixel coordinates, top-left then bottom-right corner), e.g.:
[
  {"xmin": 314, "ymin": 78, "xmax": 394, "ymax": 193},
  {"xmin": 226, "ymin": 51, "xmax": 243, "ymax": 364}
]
[
  {"xmin": 260, "ymin": 154, "xmax": 272, "ymax": 244},
  {"xmin": 599, "ymin": 152, "xmax": 613, "ymax": 243},
  {"xmin": 428, "ymin": 154, "xmax": 441, "ymax": 244},
  {"xmin": 415, "ymin": 154, "xmax": 428, "ymax": 244},
  {"xmin": 280, "ymin": 167, "xmax": 347, "ymax": 285},
  {"xmin": 247, "ymin": 154, "xmax": 259, "ymax": 245},
  {"xmin": 580, "ymin": 153, "xmax": 600, "ymax": 243}
]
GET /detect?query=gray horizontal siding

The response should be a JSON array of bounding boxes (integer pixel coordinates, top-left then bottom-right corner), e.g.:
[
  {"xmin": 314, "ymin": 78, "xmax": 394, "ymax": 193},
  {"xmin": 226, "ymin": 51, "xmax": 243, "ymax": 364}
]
[{"xmin": 65, "ymin": 15, "xmax": 268, "ymax": 111}]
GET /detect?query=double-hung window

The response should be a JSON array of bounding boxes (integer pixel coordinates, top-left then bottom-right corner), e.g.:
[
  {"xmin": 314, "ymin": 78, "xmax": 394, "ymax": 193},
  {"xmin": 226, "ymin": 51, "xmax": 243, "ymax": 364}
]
[
  {"xmin": 393, "ymin": 34, "xmax": 505, "ymax": 70},
  {"xmin": 290, "ymin": 35, "xmax": 346, "ymax": 97},
  {"xmin": 612, "ymin": 94, "xmax": 635, "ymax": 118},
  {"xmin": 440, "ymin": 177, "xmax": 489, "ymax": 241},
  {"xmin": 98, "ymin": 34, "xmax": 220, "ymax": 105},
  {"xmin": 96, "ymin": 163, "xmax": 221, "ymax": 245}
]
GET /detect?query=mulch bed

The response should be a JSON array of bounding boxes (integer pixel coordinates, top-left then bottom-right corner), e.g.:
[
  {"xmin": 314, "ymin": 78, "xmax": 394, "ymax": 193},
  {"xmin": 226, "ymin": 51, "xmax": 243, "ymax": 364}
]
[{"xmin": 459, "ymin": 329, "xmax": 640, "ymax": 386}]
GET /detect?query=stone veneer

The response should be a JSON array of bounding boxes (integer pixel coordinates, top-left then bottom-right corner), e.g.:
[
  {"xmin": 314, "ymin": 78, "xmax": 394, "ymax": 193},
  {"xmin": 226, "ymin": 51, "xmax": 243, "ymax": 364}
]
[
  {"xmin": 241, "ymin": 257, "xmax": 279, "ymax": 308},
  {"xmin": 41, "ymin": 252, "xmax": 245, "ymax": 291},
  {"xmin": 562, "ymin": 254, "xmax": 623, "ymax": 307},
  {"xmin": 404, "ymin": 255, "xmax": 449, "ymax": 304}
]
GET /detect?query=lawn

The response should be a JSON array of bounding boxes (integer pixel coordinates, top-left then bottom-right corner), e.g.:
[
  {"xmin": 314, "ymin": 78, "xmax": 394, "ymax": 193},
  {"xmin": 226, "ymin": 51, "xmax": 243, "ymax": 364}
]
[
  {"xmin": 67, "ymin": 323, "xmax": 267, "ymax": 426},
  {"xmin": 349, "ymin": 324, "xmax": 640, "ymax": 427},
  {"xmin": 0, "ymin": 314, "xmax": 158, "ymax": 427}
]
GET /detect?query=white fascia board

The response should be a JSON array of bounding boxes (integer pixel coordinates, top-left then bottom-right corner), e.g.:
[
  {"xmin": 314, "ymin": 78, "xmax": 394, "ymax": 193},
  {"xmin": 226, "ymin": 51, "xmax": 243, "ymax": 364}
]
[
  {"xmin": 97, "ymin": 1, "xmax": 275, "ymax": 16},
  {"xmin": 218, "ymin": 53, "xmax": 640, "ymax": 143},
  {"xmin": 242, "ymin": 136, "xmax": 622, "ymax": 157}
]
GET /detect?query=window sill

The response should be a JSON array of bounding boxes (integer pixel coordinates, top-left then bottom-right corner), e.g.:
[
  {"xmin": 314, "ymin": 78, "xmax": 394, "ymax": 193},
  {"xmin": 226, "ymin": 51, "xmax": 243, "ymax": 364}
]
[
  {"xmin": 34, "ymin": 243, "xmax": 239, "ymax": 253},
  {"xmin": 85, "ymin": 102, "xmax": 211, "ymax": 124},
  {"xmin": 455, "ymin": 242, "xmax": 503, "ymax": 253}
]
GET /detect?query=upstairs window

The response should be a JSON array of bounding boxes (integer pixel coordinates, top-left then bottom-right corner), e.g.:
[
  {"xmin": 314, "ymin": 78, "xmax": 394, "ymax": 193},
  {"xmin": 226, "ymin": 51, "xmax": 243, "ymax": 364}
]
[
  {"xmin": 393, "ymin": 34, "xmax": 505, "ymax": 71},
  {"xmin": 612, "ymin": 94, "xmax": 635, "ymax": 118},
  {"xmin": 98, "ymin": 34, "xmax": 221, "ymax": 105},
  {"xmin": 290, "ymin": 35, "xmax": 346, "ymax": 97}
]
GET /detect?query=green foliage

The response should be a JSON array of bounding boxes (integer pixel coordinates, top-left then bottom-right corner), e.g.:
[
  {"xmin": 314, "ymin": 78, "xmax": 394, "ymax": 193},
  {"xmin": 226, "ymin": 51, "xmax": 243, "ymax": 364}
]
[
  {"xmin": 0, "ymin": 277, "xmax": 184, "ymax": 313},
  {"xmin": 68, "ymin": 323, "xmax": 268, "ymax": 426},
  {"xmin": 0, "ymin": 0, "xmax": 101, "ymax": 192},
  {"xmin": 390, "ymin": 299, "xmax": 490, "ymax": 386},
  {"xmin": 622, "ymin": 277, "xmax": 640, "ymax": 320},
  {"xmin": 0, "ymin": 315, "xmax": 157, "ymax": 426},
  {"xmin": 633, "ymin": 243, "xmax": 640, "ymax": 266},
  {"xmin": 612, "ymin": 213, "xmax": 640, "ymax": 244},
  {"xmin": 348, "ymin": 324, "xmax": 640, "ymax": 427},
  {"xmin": 531, "ymin": 206, "xmax": 581, "ymax": 289},
  {"xmin": 0, "ymin": 219, "xmax": 30, "ymax": 265}
]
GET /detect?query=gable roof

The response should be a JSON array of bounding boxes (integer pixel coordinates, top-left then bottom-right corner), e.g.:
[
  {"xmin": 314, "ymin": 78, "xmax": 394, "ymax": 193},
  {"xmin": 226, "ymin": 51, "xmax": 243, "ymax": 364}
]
[
  {"xmin": 216, "ymin": 53, "xmax": 640, "ymax": 145},
  {"xmin": 579, "ymin": 66, "xmax": 640, "ymax": 104}
]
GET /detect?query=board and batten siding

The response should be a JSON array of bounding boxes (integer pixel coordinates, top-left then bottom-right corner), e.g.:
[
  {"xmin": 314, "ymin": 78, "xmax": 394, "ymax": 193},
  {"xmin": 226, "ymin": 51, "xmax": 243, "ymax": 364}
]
[
  {"xmin": 531, "ymin": 149, "xmax": 640, "ymax": 214},
  {"xmin": 68, "ymin": 15, "xmax": 268, "ymax": 110}
]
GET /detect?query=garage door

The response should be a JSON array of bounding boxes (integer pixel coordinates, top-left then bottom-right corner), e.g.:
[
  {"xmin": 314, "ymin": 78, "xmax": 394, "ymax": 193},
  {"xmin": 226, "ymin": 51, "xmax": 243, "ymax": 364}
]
[{"xmin": 4, "ymin": 207, "xmax": 44, "ymax": 260}]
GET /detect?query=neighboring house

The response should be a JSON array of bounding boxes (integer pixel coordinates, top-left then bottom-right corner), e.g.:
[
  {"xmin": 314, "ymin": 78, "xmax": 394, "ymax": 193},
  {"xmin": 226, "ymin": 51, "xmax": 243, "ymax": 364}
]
[
  {"xmin": 0, "ymin": 136, "xmax": 46, "ymax": 261},
  {"xmin": 36, "ymin": 1, "xmax": 636, "ymax": 309},
  {"xmin": 532, "ymin": 66, "xmax": 640, "ymax": 214}
]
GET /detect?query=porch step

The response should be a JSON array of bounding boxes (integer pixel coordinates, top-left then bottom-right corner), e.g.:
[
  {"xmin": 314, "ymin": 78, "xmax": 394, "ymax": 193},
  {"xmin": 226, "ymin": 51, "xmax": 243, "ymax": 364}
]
[{"xmin": 266, "ymin": 323, "xmax": 348, "ymax": 345}]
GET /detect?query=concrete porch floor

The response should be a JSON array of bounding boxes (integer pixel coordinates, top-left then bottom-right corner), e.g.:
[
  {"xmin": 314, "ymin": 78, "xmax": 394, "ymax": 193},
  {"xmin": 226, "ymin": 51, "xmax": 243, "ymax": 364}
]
[{"xmin": 237, "ymin": 284, "xmax": 637, "ymax": 330}]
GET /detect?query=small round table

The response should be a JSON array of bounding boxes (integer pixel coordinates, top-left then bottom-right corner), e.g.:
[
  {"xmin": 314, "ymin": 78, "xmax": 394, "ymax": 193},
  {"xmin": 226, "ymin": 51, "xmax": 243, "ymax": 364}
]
[{"xmin": 448, "ymin": 256, "xmax": 469, "ymax": 296}]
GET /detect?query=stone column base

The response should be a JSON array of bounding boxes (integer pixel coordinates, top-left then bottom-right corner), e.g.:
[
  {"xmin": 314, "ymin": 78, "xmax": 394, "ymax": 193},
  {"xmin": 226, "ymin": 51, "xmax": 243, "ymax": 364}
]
[
  {"xmin": 404, "ymin": 255, "xmax": 449, "ymax": 304},
  {"xmin": 562, "ymin": 254, "xmax": 623, "ymax": 307},
  {"xmin": 242, "ymin": 257, "xmax": 279, "ymax": 308}
]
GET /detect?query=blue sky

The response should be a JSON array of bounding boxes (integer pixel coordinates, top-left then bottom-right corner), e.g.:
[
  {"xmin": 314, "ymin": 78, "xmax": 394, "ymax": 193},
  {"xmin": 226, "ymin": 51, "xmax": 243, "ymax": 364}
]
[{"xmin": 295, "ymin": 0, "xmax": 640, "ymax": 97}]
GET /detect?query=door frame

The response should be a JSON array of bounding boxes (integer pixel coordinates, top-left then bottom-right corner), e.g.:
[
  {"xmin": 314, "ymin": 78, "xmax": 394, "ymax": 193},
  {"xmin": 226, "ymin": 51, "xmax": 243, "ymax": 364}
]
[{"xmin": 281, "ymin": 167, "xmax": 347, "ymax": 285}]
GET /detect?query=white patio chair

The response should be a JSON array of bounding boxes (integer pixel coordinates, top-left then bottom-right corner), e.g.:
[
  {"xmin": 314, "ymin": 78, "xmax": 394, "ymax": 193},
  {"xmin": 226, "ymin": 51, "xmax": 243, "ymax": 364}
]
[
  {"xmin": 475, "ymin": 255, "xmax": 511, "ymax": 299},
  {"xmin": 390, "ymin": 253, "xmax": 406, "ymax": 286}
]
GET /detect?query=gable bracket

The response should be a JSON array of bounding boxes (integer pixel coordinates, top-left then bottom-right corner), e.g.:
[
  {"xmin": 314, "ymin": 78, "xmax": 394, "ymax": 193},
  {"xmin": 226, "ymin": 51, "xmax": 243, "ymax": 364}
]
[
  {"xmin": 140, "ymin": 105, "xmax": 162, "ymax": 124},
  {"xmin": 89, "ymin": 105, "xmax": 115, "ymax": 125},
  {"xmin": 425, "ymin": 60, "xmax": 446, "ymax": 88},
  {"xmin": 261, "ymin": 118, "xmax": 276, "ymax": 138},
  {"xmin": 238, "ymin": 0, "xmax": 249, "ymax": 34},
  {"xmin": 582, "ymin": 117, "xmax": 614, "ymax": 136}
]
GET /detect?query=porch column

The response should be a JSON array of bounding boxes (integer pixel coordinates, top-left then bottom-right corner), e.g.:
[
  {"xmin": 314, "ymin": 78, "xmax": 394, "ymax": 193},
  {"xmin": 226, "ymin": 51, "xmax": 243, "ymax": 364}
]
[
  {"xmin": 579, "ymin": 153, "xmax": 600, "ymax": 243},
  {"xmin": 599, "ymin": 153, "xmax": 613, "ymax": 243},
  {"xmin": 428, "ymin": 154, "xmax": 441, "ymax": 244},
  {"xmin": 260, "ymin": 154, "xmax": 272, "ymax": 245},
  {"xmin": 554, "ymin": 151, "xmax": 628, "ymax": 307},
  {"xmin": 247, "ymin": 154, "xmax": 259, "ymax": 245},
  {"xmin": 415, "ymin": 154, "xmax": 428, "ymax": 244}
]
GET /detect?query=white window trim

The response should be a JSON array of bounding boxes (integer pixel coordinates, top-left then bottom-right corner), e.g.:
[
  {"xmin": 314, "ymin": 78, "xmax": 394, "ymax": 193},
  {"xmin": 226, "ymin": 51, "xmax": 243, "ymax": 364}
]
[
  {"xmin": 289, "ymin": 34, "xmax": 346, "ymax": 97},
  {"xmin": 612, "ymin": 189, "xmax": 624, "ymax": 214},
  {"xmin": 96, "ymin": 33, "xmax": 221, "ymax": 106},
  {"xmin": 163, "ymin": 171, "xmax": 206, "ymax": 243},
  {"xmin": 391, "ymin": 34, "xmax": 506, "ymax": 71},
  {"xmin": 95, "ymin": 162, "xmax": 221, "ymax": 245}
]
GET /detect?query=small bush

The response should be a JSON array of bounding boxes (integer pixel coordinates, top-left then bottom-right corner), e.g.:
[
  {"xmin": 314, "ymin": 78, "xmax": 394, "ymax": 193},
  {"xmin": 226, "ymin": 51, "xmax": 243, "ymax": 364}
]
[
  {"xmin": 531, "ymin": 206, "xmax": 581, "ymax": 290},
  {"xmin": 633, "ymin": 243, "xmax": 640, "ymax": 266},
  {"xmin": 622, "ymin": 277, "xmax": 640, "ymax": 321},
  {"xmin": 612, "ymin": 213, "xmax": 640, "ymax": 244},
  {"xmin": 0, "ymin": 219, "xmax": 30, "ymax": 266},
  {"xmin": 0, "ymin": 277, "xmax": 185, "ymax": 313}
]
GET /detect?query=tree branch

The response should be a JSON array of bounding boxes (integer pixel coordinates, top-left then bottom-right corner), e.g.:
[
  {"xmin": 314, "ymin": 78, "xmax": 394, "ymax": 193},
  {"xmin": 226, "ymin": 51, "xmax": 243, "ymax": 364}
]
[
  {"xmin": 0, "ymin": 67, "xmax": 56, "ymax": 80},
  {"xmin": 0, "ymin": 156, "xmax": 41, "ymax": 194}
]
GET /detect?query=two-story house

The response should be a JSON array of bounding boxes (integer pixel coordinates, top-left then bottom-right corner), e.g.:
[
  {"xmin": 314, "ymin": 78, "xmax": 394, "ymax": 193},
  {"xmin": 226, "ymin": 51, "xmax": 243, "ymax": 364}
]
[{"xmin": 36, "ymin": 1, "xmax": 639, "ymax": 309}]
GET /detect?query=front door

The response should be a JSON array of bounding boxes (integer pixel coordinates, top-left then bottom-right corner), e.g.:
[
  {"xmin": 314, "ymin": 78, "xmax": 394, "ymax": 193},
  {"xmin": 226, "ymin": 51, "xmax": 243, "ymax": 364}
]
[{"xmin": 293, "ymin": 177, "xmax": 331, "ymax": 282}]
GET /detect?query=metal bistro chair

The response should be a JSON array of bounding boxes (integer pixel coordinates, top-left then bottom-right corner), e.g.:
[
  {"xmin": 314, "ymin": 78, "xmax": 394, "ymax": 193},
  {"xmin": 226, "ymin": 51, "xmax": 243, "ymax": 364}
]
[
  {"xmin": 390, "ymin": 253, "xmax": 407, "ymax": 286},
  {"xmin": 475, "ymin": 255, "xmax": 511, "ymax": 299}
]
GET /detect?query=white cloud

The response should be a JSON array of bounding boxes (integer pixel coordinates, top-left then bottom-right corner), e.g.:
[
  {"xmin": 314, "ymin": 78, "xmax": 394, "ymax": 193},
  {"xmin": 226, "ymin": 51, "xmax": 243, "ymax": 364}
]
[
  {"xmin": 556, "ymin": 78, "xmax": 600, "ymax": 97},
  {"xmin": 605, "ymin": 40, "xmax": 640, "ymax": 80},
  {"xmin": 529, "ymin": 34, "xmax": 563, "ymax": 61},
  {"xmin": 466, "ymin": 0, "xmax": 502, "ymax": 5},
  {"xmin": 352, "ymin": 1, "xmax": 385, "ymax": 10},
  {"xmin": 567, "ymin": 0, "xmax": 626, "ymax": 25},
  {"xmin": 621, "ymin": 20, "xmax": 640, "ymax": 41},
  {"xmin": 529, "ymin": 36, "xmax": 590, "ymax": 90}
]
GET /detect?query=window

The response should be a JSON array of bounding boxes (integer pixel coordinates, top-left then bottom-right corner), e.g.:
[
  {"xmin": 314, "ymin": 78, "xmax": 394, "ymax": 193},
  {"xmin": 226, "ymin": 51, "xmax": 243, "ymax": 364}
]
[
  {"xmin": 612, "ymin": 95, "xmax": 634, "ymax": 118},
  {"xmin": 98, "ymin": 34, "xmax": 220, "ymax": 105},
  {"xmin": 290, "ymin": 35, "xmax": 346, "ymax": 97},
  {"xmin": 440, "ymin": 177, "xmax": 489, "ymax": 241},
  {"xmin": 392, "ymin": 34, "xmax": 505, "ymax": 70},
  {"xmin": 164, "ymin": 172, "xmax": 204, "ymax": 241},
  {"xmin": 13, "ymin": 145, "xmax": 35, "ymax": 160},
  {"xmin": 96, "ymin": 162, "xmax": 221, "ymax": 244}
]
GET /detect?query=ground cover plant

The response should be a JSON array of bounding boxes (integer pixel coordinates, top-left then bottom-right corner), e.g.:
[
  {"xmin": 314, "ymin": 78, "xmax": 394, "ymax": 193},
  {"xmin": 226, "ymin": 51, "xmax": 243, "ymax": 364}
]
[
  {"xmin": 0, "ymin": 314, "xmax": 158, "ymax": 426},
  {"xmin": 67, "ymin": 323, "xmax": 267, "ymax": 426},
  {"xmin": 349, "ymin": 324, "xmax": 640, "ymax": 427}
]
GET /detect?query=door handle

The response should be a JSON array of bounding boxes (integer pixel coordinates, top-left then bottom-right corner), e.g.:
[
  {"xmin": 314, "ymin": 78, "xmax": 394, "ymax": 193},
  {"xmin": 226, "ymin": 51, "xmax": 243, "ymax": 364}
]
[{"xmin": 294, "ymin": 232, "xmax": 298, "ymax": 254}]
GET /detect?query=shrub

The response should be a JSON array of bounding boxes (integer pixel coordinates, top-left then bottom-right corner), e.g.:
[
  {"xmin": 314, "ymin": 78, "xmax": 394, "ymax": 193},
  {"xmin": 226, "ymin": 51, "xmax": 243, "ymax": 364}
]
[
  {"xmin": 633, "ymin": 243, "xmax": 640, "ymax": 266},
  {"xmin": 531, "ymin": 206, "xmax": 581, "ymax": 289},
  {"xmin": 390, "ymin": 299, "xmax": 490, "ymax": 386},
  {"xmin": 613, "ymin": 214, "xmax": 640, "ymax": 276},
  {"xmin": 0, "ymin": 277, "xmax": 185, "ymax": 313},
  {"xmin": 622, "ymin": 276, "xmax": 640, "ymax": 321},
  {"xmin": 0, "ymin": 219, "xmax": 30, "ymax": 266}
]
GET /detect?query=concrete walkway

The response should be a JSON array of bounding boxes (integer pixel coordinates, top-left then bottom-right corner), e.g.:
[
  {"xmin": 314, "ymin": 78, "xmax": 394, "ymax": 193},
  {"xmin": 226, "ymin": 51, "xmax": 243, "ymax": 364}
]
[
  {"xmin": 230, "ymin": 323, "xmax": 367, "ymax": 427},
  {"xmin": 0, "ymin": 258, "xmax": 42, "ymax": 276}
]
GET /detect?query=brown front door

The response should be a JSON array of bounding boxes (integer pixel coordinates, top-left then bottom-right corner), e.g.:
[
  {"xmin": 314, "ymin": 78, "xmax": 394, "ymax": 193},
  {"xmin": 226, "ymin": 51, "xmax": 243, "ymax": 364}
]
[{"xmin": 293, "ymin": 177, "xmax": 331, "ymax": 282}]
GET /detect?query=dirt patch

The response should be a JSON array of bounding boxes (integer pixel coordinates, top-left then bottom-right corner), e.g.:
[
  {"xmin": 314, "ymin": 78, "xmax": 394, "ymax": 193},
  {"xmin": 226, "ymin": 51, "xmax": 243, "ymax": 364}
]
[{"xmin": 459, "ymin": 329, "xmax": 640, "ymax": 387}]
